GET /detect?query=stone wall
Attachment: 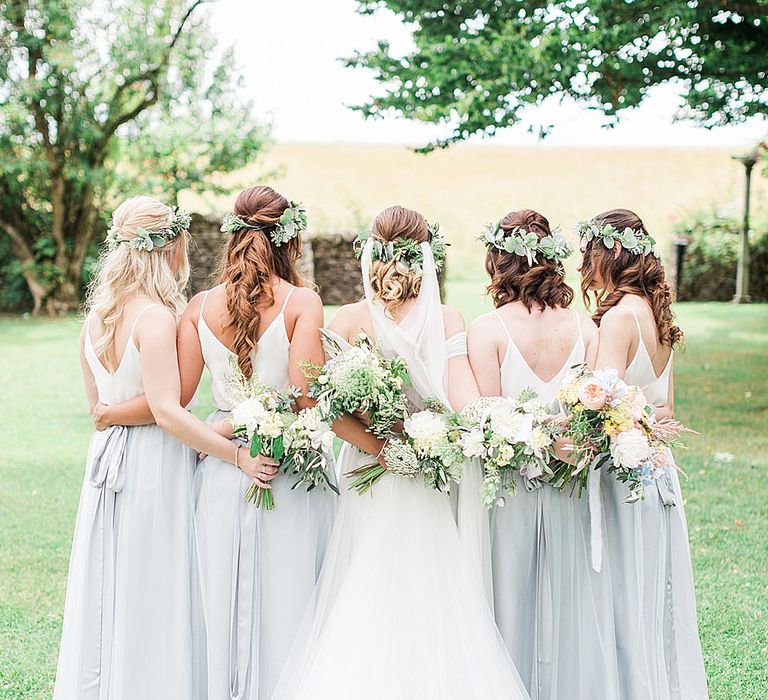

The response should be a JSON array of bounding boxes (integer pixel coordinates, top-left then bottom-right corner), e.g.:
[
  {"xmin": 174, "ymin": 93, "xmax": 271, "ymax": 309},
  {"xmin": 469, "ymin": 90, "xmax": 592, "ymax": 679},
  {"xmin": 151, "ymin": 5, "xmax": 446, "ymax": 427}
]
[{"xmin": 188, "ymin": 215, "xmax": 442, "ymax": 305}]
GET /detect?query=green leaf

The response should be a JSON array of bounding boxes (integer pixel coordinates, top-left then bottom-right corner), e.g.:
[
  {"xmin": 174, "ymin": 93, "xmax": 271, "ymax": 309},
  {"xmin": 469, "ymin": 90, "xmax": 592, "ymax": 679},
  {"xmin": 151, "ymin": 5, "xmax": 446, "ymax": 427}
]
[{"xmin": 251, "ymin": 434, "xmax": 262, "ymax": 458}]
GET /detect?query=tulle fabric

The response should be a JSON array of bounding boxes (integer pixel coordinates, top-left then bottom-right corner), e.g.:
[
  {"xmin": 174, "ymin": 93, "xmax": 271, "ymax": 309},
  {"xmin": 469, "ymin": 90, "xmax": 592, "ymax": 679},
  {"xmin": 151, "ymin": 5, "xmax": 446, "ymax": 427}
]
[
  {"xmin": 271, "ymin": 446, "xmax": 530, "ymax": 700},
  {"xmin": 602, "ymin": 466, "xmax": 708, "ymax": 700},
  {"xmin": 195, "ymin": 411, "xmax": 337, "ymax": 700},
  {"xmin": 55, "ymin": 315, "xmax": 201, "ymax": 699}
]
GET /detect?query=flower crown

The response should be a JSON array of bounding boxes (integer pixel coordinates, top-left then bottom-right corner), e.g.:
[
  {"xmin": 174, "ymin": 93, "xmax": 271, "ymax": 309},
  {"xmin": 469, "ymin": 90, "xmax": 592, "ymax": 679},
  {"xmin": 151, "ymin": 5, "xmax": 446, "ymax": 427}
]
[
  {"xmin": 220, "ymin": 201, "xmax": 308, "ymax": 247},
  {"xmin": 354, "ymin": 221, "xmax": 447, "ymax": 273},
  {"xmin": 106, "ymin": 207, "xmax": 191, "ymax": 252},
  {"xmin": 480, "ymin": 222, "xmax": 572, "ymax": 266},
  {"xmin": 575, "ymin": 220, "xmax": 659, "ymax": 257}
]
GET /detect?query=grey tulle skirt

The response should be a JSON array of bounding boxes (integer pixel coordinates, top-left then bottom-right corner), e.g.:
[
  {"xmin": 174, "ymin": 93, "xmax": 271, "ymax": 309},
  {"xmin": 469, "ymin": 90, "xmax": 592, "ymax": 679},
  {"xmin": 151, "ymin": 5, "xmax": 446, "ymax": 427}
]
[
  {"xmin": 194, "ymin": 412, "xmax": 337, "ymax": 700},
  {"xmin": 601, "ymin": 467, "xmax": 708, "ymax": 699},
  {"xmin": 55, "ymin": 424, "xmax": 201, "ymax": 699},
  {"xmin": 491, "ymin": 475, "xmax": 621, "ymax": 700}
]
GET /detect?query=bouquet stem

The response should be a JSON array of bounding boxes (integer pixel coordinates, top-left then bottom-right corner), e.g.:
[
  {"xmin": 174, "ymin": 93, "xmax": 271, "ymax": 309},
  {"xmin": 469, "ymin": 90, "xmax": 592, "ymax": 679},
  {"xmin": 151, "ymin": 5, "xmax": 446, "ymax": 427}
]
[
  {"xmin": 345, "ymin": 462, "xmax": 388, "ymax": 495},
  {"xmin": 244, "ymin": 482, "xmax": 275, "ymax": 510}
]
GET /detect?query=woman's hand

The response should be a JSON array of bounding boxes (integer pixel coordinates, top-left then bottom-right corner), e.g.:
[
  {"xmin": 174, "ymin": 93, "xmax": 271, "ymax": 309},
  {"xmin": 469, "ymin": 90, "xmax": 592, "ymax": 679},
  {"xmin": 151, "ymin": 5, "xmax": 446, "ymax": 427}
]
[
  {"xmin": 238, "ymin": 449, "xmax": 280, "ymax": 490},
  {"xmin": 91, "ymin": 402, "xmax": 111, "ymax": 431},
  {"xmin": 210, "ymin": 418, "xmax": 234, "ymax": 439},
  {"xmin": 553, "ymin": 436, "xmax": 578, "ymax": 465}
]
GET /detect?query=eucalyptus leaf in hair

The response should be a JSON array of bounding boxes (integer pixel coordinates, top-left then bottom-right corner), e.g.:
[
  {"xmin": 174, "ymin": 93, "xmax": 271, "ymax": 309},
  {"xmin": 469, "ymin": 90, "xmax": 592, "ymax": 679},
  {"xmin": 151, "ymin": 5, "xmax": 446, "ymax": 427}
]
[
  {"xmin": 480, "ymin": 222, "xmax": 572, "ymax": 266},
  {"xmin": 575, "ymin": 220, "xmax": 658, "ymax": 257},
  {"xmin": 354, "ymin": 220, "xmax": 447, "ymax": 273},
  {"xmin": 106, "ymin": 206, "xmax": 190, "ymax": 251},
  {"xmin": 221, "ymin": 201, "xmax": 308, "ymax": 247}
]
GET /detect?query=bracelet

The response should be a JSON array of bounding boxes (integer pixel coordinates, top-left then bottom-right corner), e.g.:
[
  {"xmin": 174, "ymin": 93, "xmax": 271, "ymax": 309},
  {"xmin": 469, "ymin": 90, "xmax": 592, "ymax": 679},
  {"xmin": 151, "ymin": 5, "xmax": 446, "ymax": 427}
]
[{"xmin": 234, "ymin": 445, "xmax": 240, "ymax": 470}]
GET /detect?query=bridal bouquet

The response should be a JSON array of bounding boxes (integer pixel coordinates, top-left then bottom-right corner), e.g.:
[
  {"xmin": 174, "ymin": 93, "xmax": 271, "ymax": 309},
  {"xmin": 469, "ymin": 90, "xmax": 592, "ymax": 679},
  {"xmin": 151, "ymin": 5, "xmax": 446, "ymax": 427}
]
[
  {"xmin": 304, "ymin": 329, "xmax": 410, "ymax": 438},
  {"xmin": 346, "ymin": 404, "xmax": 466, "ymax": 495},
  {"xmin": 461, "ymin": 392, "xmax": 556, "ymax": 508},
  {"xmin": 554, "ymin": 365, "xmax": 691, "ymax": 501},
  {"xmin": 228, "ymin": 369, "xmax": 337, "ymax": 510}
]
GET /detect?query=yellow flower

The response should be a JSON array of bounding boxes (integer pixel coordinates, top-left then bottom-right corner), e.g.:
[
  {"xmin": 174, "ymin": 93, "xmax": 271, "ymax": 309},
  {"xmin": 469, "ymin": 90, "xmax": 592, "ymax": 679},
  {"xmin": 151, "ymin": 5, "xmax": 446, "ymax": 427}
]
[
  {"xmin": 557, "ymin": 380, "xmax": 580, "ymax": 405},
  {"xmin": 604, "ymin": 404, "xmax": 634, "ymax": 436}
]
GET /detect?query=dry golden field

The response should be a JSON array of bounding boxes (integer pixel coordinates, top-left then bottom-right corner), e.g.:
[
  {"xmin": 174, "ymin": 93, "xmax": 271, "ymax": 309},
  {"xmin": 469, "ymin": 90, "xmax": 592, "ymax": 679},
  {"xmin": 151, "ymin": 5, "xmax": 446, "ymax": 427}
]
[{"xmin": 185, "ymin": 142, "xmax": 768, "ymax": 280}]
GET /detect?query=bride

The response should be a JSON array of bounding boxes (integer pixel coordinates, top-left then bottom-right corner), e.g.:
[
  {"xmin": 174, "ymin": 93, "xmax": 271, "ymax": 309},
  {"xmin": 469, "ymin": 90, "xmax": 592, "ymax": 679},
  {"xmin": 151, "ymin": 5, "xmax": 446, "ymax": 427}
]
[{"xmin": 272, "ymin": 205, "xmax": 530, "ymax": 700}]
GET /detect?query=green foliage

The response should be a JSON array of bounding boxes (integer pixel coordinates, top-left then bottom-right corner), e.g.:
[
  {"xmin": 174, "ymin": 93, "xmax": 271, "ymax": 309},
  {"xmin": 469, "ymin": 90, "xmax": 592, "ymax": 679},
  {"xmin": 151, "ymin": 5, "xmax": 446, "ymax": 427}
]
[
  {"xmin": 676, "ymin": 212, "xmax": 768, "ymax": 302},
  {"xmin": 346, "ymin": 1, "xmax": 768, "ymax": 151},
  {"xmin": 0, "ymin": 0, "xmax": 268, "ymax": 314}
]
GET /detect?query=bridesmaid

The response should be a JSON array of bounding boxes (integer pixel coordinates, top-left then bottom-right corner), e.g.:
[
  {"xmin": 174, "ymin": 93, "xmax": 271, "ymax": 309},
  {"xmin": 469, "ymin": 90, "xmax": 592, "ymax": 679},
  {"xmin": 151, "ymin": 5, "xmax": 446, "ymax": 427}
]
[
  {"xmin": 468, "ymin": 209, "xmax": 620, "ymax": 700},
  {"xmin": 578, "ymin": 208, "xmax": 708, "ymax": 699},
  {"xmin": 56, "ymin": 196, "xmax": 272, "ymax": 700}
]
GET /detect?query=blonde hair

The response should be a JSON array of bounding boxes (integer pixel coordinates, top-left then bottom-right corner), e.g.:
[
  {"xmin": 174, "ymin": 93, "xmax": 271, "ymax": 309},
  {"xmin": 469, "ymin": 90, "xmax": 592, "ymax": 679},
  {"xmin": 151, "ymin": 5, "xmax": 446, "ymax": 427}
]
[
  {"xmin": 86, "ymin": 196, "xmax": 190, "ymax": 361},
  {"xmin": 369, "ymin": 205, "xmax": 428, "ymax": 315}
]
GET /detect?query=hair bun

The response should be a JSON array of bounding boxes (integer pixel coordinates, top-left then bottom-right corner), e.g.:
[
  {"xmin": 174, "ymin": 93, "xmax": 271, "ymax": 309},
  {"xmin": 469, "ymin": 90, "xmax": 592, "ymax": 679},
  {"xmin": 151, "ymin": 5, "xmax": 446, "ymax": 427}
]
[
  {"xmin": 372, "ymin": 205, "xmax": 428, "ymax": 243},
  {"xmin": 501, "ymin": 208, "xmax": 551, "ymax": 238},
  {"xmin": 234, "ymin": 186, "xmax": 289, "ymax": 228}
]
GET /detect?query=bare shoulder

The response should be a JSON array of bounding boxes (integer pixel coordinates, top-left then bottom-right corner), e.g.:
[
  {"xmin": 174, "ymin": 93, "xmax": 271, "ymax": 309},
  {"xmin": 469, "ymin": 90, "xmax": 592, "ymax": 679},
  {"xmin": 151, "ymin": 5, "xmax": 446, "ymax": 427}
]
[
  {"xmin": 441, "ymin": 304, "xmax": 466, "ymax": 336},
  {"xmin": 328, "ymin": 300, "xmax": 367, "ymax": 336},
  {"xmin": 182, "ymin": 290, "xmax": 207, "ymax": 323},
  {"xmin": 600, "ymin": 305, "xmax": 637, "ymax": 338},
  {"xmin": 289, "ymin": 286, "xmax": 323, "ymax": 314},
  {"xmin": 468, "ymin": 311, "xmax": 499, "ymax": 337}
]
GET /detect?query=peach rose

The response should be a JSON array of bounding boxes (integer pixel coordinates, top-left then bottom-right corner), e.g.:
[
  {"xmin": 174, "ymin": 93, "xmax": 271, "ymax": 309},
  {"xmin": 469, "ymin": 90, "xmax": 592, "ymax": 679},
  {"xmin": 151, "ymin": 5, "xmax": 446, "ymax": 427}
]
[
  {"xmin": 577, "ymin": 380, "xmax": 608, "ymax": 411},
  {"xmin": 625, "ymin": 387, "xmax": 648, "ymax": 420}
]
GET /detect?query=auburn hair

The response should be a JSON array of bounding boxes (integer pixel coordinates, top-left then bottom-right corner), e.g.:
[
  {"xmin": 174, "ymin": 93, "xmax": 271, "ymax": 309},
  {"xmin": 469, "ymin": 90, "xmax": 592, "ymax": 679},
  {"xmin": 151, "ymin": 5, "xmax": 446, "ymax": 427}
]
[
  {"xmin": 369, "ymin": 205, "xmax": 429, "ymax": 315},
  {"xmin": 579, "ymin": 208, "xmax": 683, "ymax": 347},
  {"xmin": 218, "ymin": 186, "xmax": 304, "ymax": 378},
  {"xmin": 485, "ymin": 208, "xmax": 573, "ymax": 311}
]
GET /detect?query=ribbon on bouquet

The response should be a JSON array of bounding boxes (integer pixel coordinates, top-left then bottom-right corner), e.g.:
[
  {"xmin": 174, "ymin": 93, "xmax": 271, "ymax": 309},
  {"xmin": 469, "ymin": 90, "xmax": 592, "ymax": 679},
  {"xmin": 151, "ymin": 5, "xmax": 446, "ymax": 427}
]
[
  {"xmin": 88, "ymin": 425, "xmax": 128, "ymax": 492},
  {"xmin": 587, "ymin": 454, "xmax": 604, "ymax": 573}
]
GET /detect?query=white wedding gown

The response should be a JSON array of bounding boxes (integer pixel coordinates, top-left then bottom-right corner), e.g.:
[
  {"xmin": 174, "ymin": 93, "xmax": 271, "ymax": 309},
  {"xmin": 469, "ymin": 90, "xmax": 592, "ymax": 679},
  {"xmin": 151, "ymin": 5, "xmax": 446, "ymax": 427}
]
[{"xmin": 271, "ymin": 241, "xmax": 530, "ymax": 700}]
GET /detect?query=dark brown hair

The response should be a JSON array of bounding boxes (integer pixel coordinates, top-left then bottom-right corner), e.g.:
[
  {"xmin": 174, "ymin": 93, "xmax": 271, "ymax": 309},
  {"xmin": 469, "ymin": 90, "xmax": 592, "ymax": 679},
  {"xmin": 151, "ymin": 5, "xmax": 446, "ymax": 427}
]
[
  {"xmin": 579, "ymin": 208, "xmax": 683, "ymax": 347},
  {"xmin": 218, "ymin": 185, "xmax": 304, "ymax": 378},
  {"xmin": 369, "ymin": 205, "xmax": 429, "ymax": 314},
  {"xmin": 485, "ymin": 208, "xmax": 573, "ymax": 311}
]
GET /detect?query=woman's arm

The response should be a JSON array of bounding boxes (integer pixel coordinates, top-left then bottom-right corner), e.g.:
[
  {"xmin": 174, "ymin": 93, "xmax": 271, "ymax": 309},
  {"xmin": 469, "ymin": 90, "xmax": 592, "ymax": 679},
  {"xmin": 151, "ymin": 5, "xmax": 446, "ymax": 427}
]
[
  {"xmin": 444, "ymin": 306, "xmax": 480, "ymax": 411},
  {"xmin": 325, "ymin": 305, "xmax": 387, "ymax": 462},
  {"xmin": 593, "ymin": 307, "xmax": 635, "ymax": 377},
  {"xmin": 136, "ymin": 306, "xmax": 278, "ymax": 488},
  {"xmin": 287, "ymin": 289, "xmax": 326, "ymax": 411},
  {"xmin": 467, "ymin": 314, "xmax": 503, "ymax": 398},
  {"xmin": 79, "ymin": 324, "xmax": 99, "ymax": 414},
  {"xmin": 654, "ymin": 367, "xmax": 675, "ymax": 419},
  {"xmin": 581, "ymin": 314, "xmax": 600, "ymax": 369}
]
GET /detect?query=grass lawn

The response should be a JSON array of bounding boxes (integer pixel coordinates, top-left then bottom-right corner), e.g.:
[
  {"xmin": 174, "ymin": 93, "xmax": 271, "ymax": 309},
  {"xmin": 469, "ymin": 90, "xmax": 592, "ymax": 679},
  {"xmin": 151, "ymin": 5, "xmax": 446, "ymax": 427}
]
[{"xmin": 1, "ymin": 297, "xmax": 766, "ymax": 699}]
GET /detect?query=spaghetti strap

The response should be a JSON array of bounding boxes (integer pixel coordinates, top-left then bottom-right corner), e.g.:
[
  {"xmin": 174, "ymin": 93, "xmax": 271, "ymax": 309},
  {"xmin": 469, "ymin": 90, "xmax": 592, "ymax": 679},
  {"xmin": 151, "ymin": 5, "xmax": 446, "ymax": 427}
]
[
  {"xmin": 279, "ymin": 286, "xmax": 296, "ymax": 315},
  {"xmin": 199, "ymin": 290, "xmax": 210, "ymax": 322},
  {"xmin": 129, "ymin": 304, "xmax": 158, "ymax": 341},
  {"xmin": 624, "ymin": 306, "xmax": 643, "ymax": 341},
  {"xmin": 573, "ymin": 309, "xmax": 583, "ymax": 340},
  {"xmin": 492, "ymin": 310, "xmax": 512, "ymax": 340}
]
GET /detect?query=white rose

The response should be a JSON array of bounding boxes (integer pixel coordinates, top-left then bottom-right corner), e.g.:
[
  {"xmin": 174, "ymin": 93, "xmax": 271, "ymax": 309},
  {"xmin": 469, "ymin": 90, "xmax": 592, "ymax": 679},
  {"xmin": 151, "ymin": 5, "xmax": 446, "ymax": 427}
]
[
  {"xmin": 460, "ymin": 429, "xmax": 486, "ymax": 458},
  {"xmin": 231, "ymin": 397, "xmax": 267, "ymax": 435},
  {"xmin": 259, "ymin": 412, "xmax": 284, "ymax": 439},
  {"xmin": 404, "ymin": 411, "xmax": 447, "ymax": 451},
  {"xmin": 610, "ymin": 428, "xmax": 652, "ymax": 470}
]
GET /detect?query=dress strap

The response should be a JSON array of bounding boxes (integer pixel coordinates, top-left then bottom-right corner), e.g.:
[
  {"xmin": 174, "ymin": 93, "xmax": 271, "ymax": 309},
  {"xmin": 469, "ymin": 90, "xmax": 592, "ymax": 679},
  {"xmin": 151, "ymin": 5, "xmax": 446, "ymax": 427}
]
[
  {"xmin": 198, "ymin": 290, "xmax": 210, "ymax": 323},
  {"xmin": 624, "ymin": 306, "xmax": 643, "ymax": 341},
  {"xmin": 492, "ymin": 310, "xmax": 512, "ymax": 340},
  {"xmin": 279, "ymin": 286, "xmax": 296, "ymax": 315},
  {"xmin": 573, "ymin": 309, "xmax": 583, "ymax": 341},
  {"xmin": 128, "ymin": 304, "xmax": 158, "ymax": 340}
]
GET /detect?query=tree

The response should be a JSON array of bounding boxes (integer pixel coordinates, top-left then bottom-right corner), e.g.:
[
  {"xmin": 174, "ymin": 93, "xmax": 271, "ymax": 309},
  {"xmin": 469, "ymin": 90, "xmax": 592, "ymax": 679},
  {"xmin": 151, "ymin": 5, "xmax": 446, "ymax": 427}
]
[
  {"xmin": 346, "ymin": 1, "xmax": 768, "ymax": 151},
  {"xmin": 0, "ymin": 0, "xmax": 268, "ymax": 314}
]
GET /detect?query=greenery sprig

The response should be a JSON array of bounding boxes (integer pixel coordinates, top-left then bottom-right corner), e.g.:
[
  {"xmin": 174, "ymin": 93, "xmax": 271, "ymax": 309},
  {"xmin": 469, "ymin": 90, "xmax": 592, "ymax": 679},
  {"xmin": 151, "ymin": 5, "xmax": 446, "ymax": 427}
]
[
  {"xmin": 480, "ymin": 223, "xmax": 572, "ymax": 266},
  {"xmin": 575, "ymin": 220, "xmax": 659, "ymax": 257},
  {"xmin": 220, "ymin": 201, "xmax": 308, "ymax": 247},
  {"xmin": 354, "ymin": 221, "xmax": 447, "ymax": 272},
  {"xmin": 106, "ymin": 207, "xmax": 191, "ymax": 252}
]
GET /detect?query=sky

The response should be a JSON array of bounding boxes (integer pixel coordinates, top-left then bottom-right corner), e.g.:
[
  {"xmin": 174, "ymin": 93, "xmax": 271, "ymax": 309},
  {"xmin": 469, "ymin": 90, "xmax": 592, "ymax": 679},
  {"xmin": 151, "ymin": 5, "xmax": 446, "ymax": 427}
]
[{"xmin": 209, "ymin": 0, "xmax": 766, "ymax": 148}]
